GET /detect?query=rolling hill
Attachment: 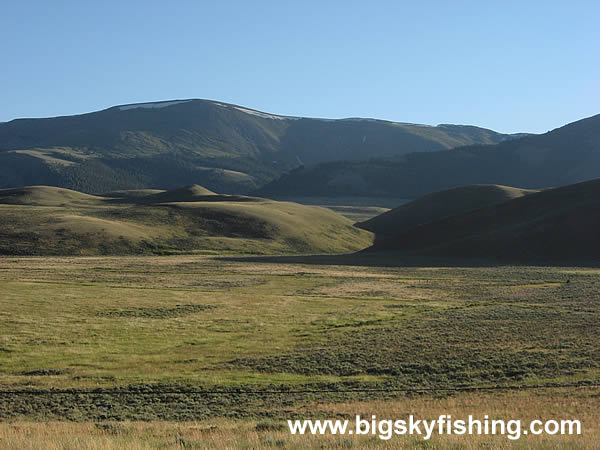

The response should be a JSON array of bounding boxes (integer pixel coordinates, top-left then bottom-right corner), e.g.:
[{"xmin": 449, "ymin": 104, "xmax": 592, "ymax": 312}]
[
  {"xmin": 357, "ymin": 184, "xmax": 538, "ymax": 236},
  {"xmin": 363, "ymin": 178, "xmax": 600, "ymax": 262},
  {"xmin": 0, "ymin": 185, "xmax": 372, "ymax": 256},
  {"xmin": 259, "ymin": 113, "xmax": 600, "ymax": 199},
  {"xmin": 0, "ymin": 99, "xmax": 520, "ymax": 194}
]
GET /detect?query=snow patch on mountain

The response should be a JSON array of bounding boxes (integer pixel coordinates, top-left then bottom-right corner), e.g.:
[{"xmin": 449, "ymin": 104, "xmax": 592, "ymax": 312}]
[
  {"xmin": 340, "ymin": 118, "xmax": 379, "ymax": 123},
  {"xmin": 232, "ymin": 106, "xmax": 299, "ymax": 121},
  {"xmin": 212, "ymin": 102, "xmax": 299, "ymax": 120},
  {"xmin": 119, "ymin": 100, "xmax": 192, "ymax": 111}
]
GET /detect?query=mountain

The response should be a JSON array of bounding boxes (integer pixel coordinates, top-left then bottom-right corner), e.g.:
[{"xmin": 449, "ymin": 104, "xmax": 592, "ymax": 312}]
[
  {"xmin": 258, "ymin": 113, "xmax": 600, "ymax": 199},
  {"xmin": 0, "ymin": 185, "xmax": 372, "ymax": 255},
  {"xmin": 363, "ymin": 178, "xmax": 600, "ymax": 262},
  {"xmin": 0, "ymin": 99, "xmax": 519, "ymax": 194},
  {"xmin": 357, "ymin": 184, "xmax": 538, "ymax": 236}
]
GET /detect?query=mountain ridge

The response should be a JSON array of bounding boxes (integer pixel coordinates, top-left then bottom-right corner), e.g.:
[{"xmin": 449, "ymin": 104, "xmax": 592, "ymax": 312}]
[
  {"xmin": 0, "ymin": 98, "xmax": 530, "ymax": 132},
  {"xmin": 0, "ymin": 99, "xmax": 524, "ymax": 194},
  {"xmin": 258, "ymin": 113, "xmax": 600, "ymax": 199}
]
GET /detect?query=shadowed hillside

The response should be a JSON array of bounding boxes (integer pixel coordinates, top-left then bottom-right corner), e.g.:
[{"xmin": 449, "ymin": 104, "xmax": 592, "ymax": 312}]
[
  {"xmin": 102, "ymin": 189, "xmax": 166, "ymax": 199},
  {"xmin": 259, "ymin": 113, "xmax": 600, "ymax": 199},
  {"xmin": 0, "ymin": 185, "xmax": 372, "ymax": 255},
  {"xmin": 364, "ymin": 178, "xmax": 600, "ymax": 262},
  {"xmin": 357, "ymin": 184, "xmax": 537, "ymax": 236},
  {"xmin": 0, "ymin": 99, "xmax": 520, "ymax": 193}
]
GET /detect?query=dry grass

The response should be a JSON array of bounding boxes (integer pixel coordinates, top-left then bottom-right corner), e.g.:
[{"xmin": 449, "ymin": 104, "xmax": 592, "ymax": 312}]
[
  {"xmin": 0, "ymin": 255, "xmax": 598, "ymax": 447},
  {"xmin": 0, "ymin": 186, "xmax": 373, "ymax": 255},
  {"xmin": 1, "ymin": 388, "xmax": 597, "ymax": 448}
]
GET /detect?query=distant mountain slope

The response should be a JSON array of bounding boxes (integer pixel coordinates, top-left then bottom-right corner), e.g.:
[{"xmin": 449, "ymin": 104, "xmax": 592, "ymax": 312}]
[
  {"xmin": 0, "ymin": 99, "xmax": 519, "ymax": 193},
  {"xmin": 364, "ymin": 178, "xmax": 600, "ymax": 261},
  {"xmin": 357, "ymin": 184, "xmax": 538, "ymax": 236},
  {"xmin": 259, "ymin": 113, "xmax": 600, "ymax": 199},
  {"xmin": 0, "ymin": 185, "xmax": 372, "ymax": 255}
]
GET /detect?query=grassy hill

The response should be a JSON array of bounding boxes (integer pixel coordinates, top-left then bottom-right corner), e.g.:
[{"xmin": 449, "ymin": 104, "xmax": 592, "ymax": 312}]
[
  {"xmin": 357, "ymin": 184, "xmax": 537, "ymax": 235},
  {"xmin": 0, "ymin": 185, "xmax": 372, "ymax": 255},
  {"xmin": 0, "ymin": 99, "xmax": 519, "ymax": 194},
  {"xmin": 364, "ymin": 178, "xmax": 600, "ymax": 262},
  {"xmin": 0, "ymin": 185, "xmax": 102, "ymax": 206},
  {"xmin": 259, "ymin": 113, "xmax": 600, "ymax": 199}
]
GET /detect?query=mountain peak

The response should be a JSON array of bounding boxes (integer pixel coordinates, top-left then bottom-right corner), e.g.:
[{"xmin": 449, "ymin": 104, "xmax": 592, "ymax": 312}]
[{"xmin": 0, "ymin": 99, "xmax": 528, "ymax": 194}]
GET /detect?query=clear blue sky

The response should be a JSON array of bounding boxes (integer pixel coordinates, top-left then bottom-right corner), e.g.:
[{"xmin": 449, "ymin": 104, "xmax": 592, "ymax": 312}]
[{"xmin": 2, "ymin": 0, "xmax": 598, "ymax": 133}]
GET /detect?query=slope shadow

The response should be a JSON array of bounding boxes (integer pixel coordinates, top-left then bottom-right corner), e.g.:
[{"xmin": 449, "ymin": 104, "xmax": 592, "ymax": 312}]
[{"xmin": 221, "ymin": 251, "xmax": 600, "ymax": 268}]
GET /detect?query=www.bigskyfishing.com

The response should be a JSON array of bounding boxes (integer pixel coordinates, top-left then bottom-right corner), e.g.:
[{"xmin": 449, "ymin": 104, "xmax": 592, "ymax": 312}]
[{"xmin": 288, "ymin": 414, "xmax": 582, "ymax": 441}]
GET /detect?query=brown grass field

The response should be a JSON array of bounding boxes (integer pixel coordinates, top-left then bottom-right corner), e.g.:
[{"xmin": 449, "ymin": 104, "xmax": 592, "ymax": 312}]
[{"xmin": 1, "ymin": 388, "xmax": 598, "ymax": 448}]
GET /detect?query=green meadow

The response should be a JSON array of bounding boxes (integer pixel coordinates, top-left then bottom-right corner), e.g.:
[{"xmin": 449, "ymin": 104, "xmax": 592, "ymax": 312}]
[
  {"xmin": 0, "ymin": 186, "xmax": 373, "ymax": 256},
  {"xmin": 1, "ymin": 255, "xmax": 598, "ymax": 427}
]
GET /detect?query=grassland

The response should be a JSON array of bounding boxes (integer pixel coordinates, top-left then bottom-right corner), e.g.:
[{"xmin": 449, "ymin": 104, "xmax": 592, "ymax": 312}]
[
  {"xmin": 0, "ymin": 255, "xmax": 598, "ymax": 444},
  {"xmin": 245, "ymin": 195, "xmax": 402, "ymax": 223},
  {"xmin": 1, "ymin": 388, "xmax": 598, "ymax": 448},
  {"xmin": 0, "ymin": 186, "xmax": 373, "ymax": 256}
]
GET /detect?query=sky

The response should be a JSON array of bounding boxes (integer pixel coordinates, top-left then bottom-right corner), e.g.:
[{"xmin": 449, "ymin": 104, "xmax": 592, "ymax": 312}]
[{"xmin": 1, "ymin": 0, "xmax": 598, "ymax": 133}]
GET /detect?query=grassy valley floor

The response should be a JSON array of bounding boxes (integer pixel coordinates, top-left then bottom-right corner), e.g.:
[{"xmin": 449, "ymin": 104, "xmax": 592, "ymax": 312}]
[{"xmin": 0, "ymin": 256, "xmax": 598, "ymax": 447}]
